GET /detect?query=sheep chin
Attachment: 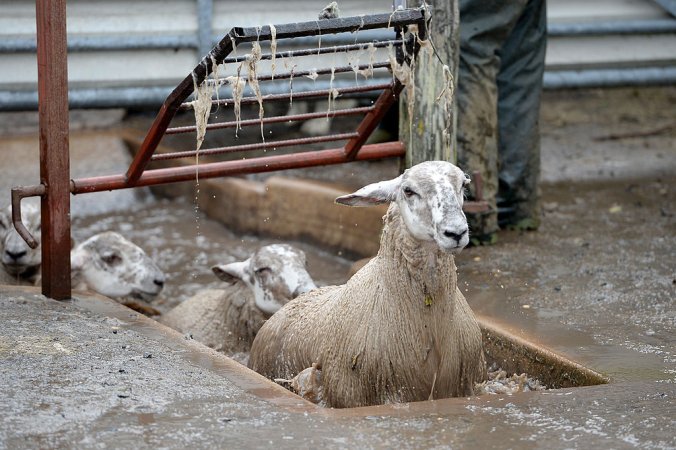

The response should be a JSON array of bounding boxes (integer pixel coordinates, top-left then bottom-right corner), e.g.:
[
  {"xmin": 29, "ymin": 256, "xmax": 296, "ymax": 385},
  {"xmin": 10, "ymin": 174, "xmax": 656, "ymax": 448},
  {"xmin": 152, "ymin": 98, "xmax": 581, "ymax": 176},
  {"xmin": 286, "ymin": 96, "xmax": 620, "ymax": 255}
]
[
  {"xmin": 437, "ymin": 238, "xmax": 468, "ymax": 255},
  {"xmin": 129, "ymin": 289, "xmax": 160, "ymax": 302},
  {"xmin": 3, "ymin": 262, "xmax": 40, "ymax": 279}
]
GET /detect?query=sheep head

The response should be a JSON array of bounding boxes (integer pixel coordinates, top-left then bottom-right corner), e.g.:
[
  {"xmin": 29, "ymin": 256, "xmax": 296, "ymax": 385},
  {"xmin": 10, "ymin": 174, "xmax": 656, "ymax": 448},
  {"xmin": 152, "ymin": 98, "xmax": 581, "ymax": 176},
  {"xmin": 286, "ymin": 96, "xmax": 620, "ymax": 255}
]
[
  {"xmin": 0, "ymin": 203, "xmax": 41, "ymax": 279},
  {"xmin": 211, "ymin": 244, "xmax": 317, "ymax": 316},
  {"xmin": 71, "ymin": 231, "xmax": 165, "ymax": 300},
  {"xmin": 336, "ymin": 161, "xmax": 471, "ymax": 254}
]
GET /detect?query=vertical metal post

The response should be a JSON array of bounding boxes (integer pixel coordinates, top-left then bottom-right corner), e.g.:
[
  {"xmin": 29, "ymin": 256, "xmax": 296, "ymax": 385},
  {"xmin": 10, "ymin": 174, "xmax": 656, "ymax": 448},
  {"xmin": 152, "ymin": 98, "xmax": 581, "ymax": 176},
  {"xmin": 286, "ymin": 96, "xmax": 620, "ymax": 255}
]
[
  {"xmin": 196, "ymin": 0, "xmax": 214, "ymax": 58},
  {"xmin": 36, "ymin": 0, "xmax": 71, "ymax": 300}
]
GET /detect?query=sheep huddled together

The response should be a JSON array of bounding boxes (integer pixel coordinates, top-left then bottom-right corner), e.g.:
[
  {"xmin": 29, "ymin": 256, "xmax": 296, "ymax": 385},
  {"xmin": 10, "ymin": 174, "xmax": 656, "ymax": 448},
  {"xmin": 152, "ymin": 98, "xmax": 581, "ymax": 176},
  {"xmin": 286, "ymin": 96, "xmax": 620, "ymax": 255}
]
[
  {"xmin": 3, "ymin": 161, "xmax": 487, "ymax": 408},
  {"xmin": 1, "ymin": 203, "xmax": 165, "ymax": 311},
  {"xmin": 1, "ymin": 201, "xmax": 316, "ymax": 352},
  {"xmin": 249, "ymin": 161, "xmax": 486, "ymax": 408}
]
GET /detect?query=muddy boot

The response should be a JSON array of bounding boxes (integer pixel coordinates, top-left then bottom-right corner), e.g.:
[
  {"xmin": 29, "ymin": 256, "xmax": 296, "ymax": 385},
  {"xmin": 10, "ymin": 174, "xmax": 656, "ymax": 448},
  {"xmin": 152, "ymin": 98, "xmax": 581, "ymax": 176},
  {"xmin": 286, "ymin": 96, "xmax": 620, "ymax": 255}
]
[
  {"xmin": 498, "ymin": 197, "xmax": 541, "ymax": 231},
  {"xmin": 467, "ymin": 208, "xmax": 499, "ymax": 246}
]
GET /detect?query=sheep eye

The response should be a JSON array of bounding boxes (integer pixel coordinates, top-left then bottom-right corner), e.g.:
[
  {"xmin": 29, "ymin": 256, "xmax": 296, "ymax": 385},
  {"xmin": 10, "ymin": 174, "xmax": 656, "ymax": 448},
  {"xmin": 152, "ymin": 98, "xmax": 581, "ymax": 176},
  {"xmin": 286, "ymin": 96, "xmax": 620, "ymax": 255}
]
[
  {"xmin": 255, "ymin": 267, "xmax": 271, "ymax": 276},
  {"xmin": 102, "ymin": 252, "xmax": 122, "ymax": 265},
  {"xmin": 403, "ymin": 186, "xmax": 416, "ymax": 198}
]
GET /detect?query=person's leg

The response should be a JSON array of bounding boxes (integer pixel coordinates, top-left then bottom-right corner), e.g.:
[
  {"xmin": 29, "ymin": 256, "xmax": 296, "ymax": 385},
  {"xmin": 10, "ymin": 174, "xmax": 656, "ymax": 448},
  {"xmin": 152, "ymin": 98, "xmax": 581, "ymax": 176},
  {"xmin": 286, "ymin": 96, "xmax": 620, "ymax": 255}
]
[
  {"xmin": 496, "ymin": 0, "xmax": 547, "ymax": 230},
  {"xmin": 457, "ymin": 0, "xmax": 528, "ymax": 242}
]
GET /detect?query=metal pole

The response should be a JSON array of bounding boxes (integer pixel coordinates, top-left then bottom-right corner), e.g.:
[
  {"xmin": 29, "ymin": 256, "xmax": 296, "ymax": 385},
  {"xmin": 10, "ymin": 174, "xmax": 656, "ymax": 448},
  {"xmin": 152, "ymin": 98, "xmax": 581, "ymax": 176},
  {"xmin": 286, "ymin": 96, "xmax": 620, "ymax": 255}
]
[
  {"xmin": 196, "ymin": 0, "xmax": 213, "ymax": 58},
  {"xmin": 36, "ymin": 0, "xmax": 71, "ymax": 300}
]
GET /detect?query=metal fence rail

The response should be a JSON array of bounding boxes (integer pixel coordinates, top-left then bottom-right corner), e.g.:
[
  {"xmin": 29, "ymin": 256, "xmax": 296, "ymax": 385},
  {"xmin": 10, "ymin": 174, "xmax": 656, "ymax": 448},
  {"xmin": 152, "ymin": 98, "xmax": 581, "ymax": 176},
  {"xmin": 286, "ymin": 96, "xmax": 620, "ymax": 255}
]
[{"xmin": 12, "ymin": 6, "xmax": 491, "ymax": 300}]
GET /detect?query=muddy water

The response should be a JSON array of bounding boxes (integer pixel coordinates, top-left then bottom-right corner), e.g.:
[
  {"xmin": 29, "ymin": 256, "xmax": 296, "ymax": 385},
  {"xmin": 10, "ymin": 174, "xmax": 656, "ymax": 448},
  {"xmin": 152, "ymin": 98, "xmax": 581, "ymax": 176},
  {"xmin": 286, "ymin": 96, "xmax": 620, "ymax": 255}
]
[{"xmin": 72, "ymin": 196, "xmax": 353, "ymax": 312}]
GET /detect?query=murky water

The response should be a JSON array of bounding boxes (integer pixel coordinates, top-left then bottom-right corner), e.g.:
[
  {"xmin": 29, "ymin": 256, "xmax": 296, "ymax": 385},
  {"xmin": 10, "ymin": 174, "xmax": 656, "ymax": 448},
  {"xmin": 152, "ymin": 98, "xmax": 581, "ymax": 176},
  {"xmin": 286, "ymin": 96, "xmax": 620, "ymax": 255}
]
[{"xmin": 72, "ymin": 195, "xmax": 352, "ymax": 313}]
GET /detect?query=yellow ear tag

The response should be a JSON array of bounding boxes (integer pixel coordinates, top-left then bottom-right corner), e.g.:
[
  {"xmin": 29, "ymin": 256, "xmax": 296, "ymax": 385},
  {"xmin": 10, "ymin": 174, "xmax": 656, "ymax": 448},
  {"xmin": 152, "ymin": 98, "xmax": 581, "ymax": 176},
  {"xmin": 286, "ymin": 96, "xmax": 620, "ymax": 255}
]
[{"xmin": 424, "ymin": 295, "xmax": 433, "ymax": 306}]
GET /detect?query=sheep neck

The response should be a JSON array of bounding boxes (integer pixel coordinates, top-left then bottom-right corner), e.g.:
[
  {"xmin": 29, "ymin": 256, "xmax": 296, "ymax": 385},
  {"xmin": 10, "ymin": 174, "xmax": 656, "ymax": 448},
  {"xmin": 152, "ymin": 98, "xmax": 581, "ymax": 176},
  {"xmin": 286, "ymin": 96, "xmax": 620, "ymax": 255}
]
[{"xmin": 378, "ymin": 204, "xmax": 457, "ymax": 299}]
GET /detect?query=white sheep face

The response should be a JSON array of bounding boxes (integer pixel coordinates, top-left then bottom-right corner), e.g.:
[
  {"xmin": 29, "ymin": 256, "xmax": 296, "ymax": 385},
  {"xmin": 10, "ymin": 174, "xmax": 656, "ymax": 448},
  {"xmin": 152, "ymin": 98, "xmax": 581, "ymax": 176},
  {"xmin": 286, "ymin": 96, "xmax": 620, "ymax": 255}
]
[
  {"xmin": 212, "ymin": 244, "xmax": 317, "ymax": 315},
  {"xmin": 0, "ymin": 203, "xmax": 41, "ymax": 279},
  {"xmin": 336, "ymin": 161, "xmax": 471, "ymax": 253},
  {"xmin": 71, "ymin": 231, "xmax": 165, "ymax": 300}
]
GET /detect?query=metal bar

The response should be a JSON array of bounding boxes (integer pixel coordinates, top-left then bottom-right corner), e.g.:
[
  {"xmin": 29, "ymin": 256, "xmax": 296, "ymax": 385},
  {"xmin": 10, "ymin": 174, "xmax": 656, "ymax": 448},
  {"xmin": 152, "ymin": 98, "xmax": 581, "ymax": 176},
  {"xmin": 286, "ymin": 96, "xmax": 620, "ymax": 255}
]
[
  {"xmin": 344, "ymin": 82, "xmax": 404, "ymax": 159},
  {"xmin": 166, "ymin": 106, "xmax": 374, "ymax": 135},
  {"xmin": 187, "ymin": 82, "xmax": 393, "ymax": 109},
  {"xmin": 221, "ymin": 41, "xmax": 401, "ymax": 65},
  {"xmin": 653, "ymin": 0, "xmax": 676, "ymax": 17},
  {"xmin": 249, "ymin": 29, "xmax": 394, "ymax": 48},
  {"xmin": 196, "ymin": 0, "xmax": 214, "ymax": 58},
  {"xmin": 473, "ymin": 171, "xmax": 484, "ymax": 201},
  {"xmin": 152, "ymin": 133, "xmax": 359, "ymax": 161},
  {"xmin": 543, "ymin": 66, "xmax": 676, "ymax": 89},
  {"xmin": 125, "ymin": 33, "xmax": 236, "ymax": 183},
  {"xmin": 230, "ymin": 10, "xmax": 424, "ymax": 44},
  {"xmin": 219, "ymin": 62, "xmax": 392, "ymax": 84},
  {"xmin": 0, "ymin": 35, "xmax": 199, "ymax": 53},
  {"xmin": 463, "ymin": 201, "xmax": 490, "ymax": 214},
  {"xmin": 72, "ymin": 142, "xmax": 407, "ymax": 194},
  {"xmin": 11, "ymin": 185, "xmax": 46, "ymax": 249},
  {"xmin": 35, "ymin": 0, "xmax": 71, "ymax": 300},
  {"xmin": 7, "ymin": 17, "xmax": 676, "ymax": 54},
  {"xmin": 548, "ymin": 19, "xmax": 676, "ymax": 36}
]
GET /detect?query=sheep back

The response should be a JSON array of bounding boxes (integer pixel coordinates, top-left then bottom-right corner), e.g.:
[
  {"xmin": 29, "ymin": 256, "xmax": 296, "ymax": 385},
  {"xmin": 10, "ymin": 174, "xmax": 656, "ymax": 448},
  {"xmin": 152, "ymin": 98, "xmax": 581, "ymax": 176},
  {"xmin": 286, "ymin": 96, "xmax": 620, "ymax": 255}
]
[{"xmin": 161, "ymin": 282, "xmax": 266, "ymax": 353}]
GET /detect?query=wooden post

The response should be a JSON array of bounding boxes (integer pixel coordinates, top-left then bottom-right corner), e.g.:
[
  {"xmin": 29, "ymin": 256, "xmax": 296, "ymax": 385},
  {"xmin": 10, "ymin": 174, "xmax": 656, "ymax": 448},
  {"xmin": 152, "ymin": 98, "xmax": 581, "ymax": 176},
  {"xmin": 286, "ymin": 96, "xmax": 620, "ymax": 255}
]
[
  {"xmin": 400, "ymin": 0, "xmax": 459, "ymax": 168},
  {"xmin": 36, "ymin": 0, "xmax": 72, "ymax": 299}
]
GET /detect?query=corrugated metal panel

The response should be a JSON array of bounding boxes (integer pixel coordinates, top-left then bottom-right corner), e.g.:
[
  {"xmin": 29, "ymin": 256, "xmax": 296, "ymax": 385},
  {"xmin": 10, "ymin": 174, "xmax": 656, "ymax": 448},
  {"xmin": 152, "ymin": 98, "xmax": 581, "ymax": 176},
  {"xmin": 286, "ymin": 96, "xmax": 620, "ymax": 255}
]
[{"xmin": 1, "ymin": 0, "xmax": 675, "ymax": 110}]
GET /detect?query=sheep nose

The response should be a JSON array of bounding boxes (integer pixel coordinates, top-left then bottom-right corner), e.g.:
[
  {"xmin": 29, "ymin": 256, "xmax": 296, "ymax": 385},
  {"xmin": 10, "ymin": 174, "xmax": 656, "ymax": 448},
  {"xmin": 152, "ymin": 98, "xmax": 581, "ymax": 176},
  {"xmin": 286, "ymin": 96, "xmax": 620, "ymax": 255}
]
[
  {"xmin": 5, "ymin": 249, "xmax": 27, "ymax": 261},
  {"xmin": 443, "ymin": 227, "xmax": 468, "ymax": 243},
  {"xmin": 154, "ymin": 279, "xmax": 165, "ymax": 288}
]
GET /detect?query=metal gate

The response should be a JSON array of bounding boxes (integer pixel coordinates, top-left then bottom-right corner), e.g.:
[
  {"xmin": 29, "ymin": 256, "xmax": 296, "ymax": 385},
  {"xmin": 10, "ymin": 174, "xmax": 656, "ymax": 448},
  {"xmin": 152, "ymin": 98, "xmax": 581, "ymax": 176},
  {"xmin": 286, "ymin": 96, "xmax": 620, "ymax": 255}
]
[{"xmin": 11, "ymin": 2, "xmax": 486, "ymax": 299}]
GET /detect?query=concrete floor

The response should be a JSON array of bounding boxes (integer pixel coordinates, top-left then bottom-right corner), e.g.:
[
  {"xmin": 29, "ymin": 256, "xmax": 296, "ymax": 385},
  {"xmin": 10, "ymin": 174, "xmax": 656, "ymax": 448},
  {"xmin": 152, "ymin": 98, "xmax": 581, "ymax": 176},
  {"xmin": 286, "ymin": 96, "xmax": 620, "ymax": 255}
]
[{"xmin": 1, "ymin": 86, "xmax": 675, "ymax": 449}]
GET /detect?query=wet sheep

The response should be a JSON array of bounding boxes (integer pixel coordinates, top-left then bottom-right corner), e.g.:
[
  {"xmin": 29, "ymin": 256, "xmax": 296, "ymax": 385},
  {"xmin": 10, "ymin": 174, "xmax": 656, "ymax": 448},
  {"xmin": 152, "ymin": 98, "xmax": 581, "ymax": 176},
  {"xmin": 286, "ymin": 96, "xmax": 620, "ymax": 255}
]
[
  {"xmin": 249, "ymin": 161, "xmax": 487, "ymax": 408},
  {"xmin": 161, "ymin": 244, "xmax": 316, "ymax": 357},
  {"xmin": 0, "ymin": 203, "xmax": 41, "ymax": 286}
]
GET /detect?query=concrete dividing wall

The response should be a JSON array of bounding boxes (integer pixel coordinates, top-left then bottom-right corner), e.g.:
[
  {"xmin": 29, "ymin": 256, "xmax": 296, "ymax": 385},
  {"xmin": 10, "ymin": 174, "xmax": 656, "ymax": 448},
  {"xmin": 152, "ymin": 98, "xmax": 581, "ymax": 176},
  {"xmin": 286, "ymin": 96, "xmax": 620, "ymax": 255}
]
[{"xmin": 124, "ymin": 135, "xmax": 386, "ymax": 259}]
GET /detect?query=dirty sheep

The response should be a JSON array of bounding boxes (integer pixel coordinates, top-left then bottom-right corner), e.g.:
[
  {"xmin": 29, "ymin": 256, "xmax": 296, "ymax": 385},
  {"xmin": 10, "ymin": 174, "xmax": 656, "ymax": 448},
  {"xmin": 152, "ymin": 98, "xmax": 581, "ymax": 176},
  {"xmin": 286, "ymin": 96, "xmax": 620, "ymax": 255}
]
[
  {"xmin": 249, "ymin": 161, "xmax": 486, "ymax": 408},
  {"xmin": 161, "ymin": 244, "xmax": 316, "ymax": 356},
  {"xmin": 0, "ymin": 203, "xmax": 41, "ymax": 285}
]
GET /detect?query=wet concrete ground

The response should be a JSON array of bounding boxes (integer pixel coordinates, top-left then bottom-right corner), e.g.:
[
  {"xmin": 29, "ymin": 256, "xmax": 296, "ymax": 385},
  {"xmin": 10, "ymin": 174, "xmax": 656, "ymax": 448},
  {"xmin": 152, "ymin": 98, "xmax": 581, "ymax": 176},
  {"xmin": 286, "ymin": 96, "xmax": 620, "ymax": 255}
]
[{"xmin": 1, "ymin": 86, "xmax": 675, "ymax": 448}]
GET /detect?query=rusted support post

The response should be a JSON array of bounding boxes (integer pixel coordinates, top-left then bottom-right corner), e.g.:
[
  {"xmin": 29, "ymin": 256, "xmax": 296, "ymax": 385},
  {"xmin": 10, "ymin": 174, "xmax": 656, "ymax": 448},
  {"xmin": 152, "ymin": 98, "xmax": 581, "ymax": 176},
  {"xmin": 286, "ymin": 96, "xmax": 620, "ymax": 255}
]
[
  {"xmin": 400, "ymin": 0, "xmax": 460, "ymax": 167},
  {"xmin": 36, "ymin": 0, "xmax": 71, "ymax": 300}
]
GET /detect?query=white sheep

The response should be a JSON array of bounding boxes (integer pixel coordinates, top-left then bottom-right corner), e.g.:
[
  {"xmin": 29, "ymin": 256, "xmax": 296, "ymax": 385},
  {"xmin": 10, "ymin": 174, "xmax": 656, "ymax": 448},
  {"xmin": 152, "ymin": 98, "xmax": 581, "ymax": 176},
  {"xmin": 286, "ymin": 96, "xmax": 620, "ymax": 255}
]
[
  {"xmin": 1, "ymin": 203, "xmax": 165, "ymax": 313},
  {"xmin": 249, "ymin": 161, "xmax": 487, "ymax": 408},
  {"xmin": 161, "ymin": 244, "xmax": 317, "ymax": 356},
  {"xmin": 70, "ymin": 231, "xmax": 166, "ymax": 314},
  {"xmin": 0, "ymin": 203, "xmax": 41, "ymax": 285}
]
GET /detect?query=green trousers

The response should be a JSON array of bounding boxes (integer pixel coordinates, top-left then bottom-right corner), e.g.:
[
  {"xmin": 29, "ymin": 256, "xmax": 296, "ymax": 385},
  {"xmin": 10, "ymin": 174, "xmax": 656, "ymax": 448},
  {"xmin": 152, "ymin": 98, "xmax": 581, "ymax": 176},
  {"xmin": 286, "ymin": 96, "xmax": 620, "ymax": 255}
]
[{"xmin": 456, "ymin": 0, "xmax": 547, "ymax": 238}]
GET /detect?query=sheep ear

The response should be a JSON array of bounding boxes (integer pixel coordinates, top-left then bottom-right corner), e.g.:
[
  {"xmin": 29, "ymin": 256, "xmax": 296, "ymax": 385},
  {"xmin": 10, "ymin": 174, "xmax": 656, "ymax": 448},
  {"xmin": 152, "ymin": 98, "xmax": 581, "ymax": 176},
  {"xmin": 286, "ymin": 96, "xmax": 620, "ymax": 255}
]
[
  {"xmin": 212, "ymin": 260, "xmax": 249, "ymax": 284},
  {"xmin": 70, "ymin": 248, "xmax": 86, "ymax": 271},
  {"xmin": 335, "ymin": 176, "xmax": 402, "ymax": 207}
]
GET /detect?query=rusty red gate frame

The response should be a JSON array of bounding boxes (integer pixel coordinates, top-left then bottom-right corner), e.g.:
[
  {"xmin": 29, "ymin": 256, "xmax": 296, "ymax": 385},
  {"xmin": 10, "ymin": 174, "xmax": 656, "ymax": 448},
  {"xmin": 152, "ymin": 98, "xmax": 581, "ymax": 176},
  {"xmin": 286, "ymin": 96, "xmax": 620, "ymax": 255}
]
[{"xmin": 11, "ymin": 4, "xmax": 487, "ymax": 300}]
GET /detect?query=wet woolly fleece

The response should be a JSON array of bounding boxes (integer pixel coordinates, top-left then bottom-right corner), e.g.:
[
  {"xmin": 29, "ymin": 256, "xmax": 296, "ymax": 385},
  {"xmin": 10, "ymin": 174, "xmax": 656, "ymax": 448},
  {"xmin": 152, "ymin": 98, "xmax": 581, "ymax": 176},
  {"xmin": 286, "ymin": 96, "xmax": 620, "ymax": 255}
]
[{"xmin": 161, "ymin": 283, "xmax": 266, "ymax": 354}]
